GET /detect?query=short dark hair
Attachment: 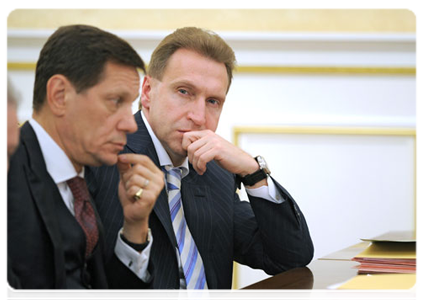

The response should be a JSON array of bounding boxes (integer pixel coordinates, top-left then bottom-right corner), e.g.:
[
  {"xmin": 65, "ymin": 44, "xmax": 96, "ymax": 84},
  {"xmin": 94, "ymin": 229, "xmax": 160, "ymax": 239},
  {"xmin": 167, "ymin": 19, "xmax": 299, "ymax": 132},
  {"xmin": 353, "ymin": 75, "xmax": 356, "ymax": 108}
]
[
  {"xmin": 33, "ymin": 24, "xmax": 145, "ymax": 111},
  {"xmin": 148, "ymin": 27, "xmax": 236, "ymax": 91}
]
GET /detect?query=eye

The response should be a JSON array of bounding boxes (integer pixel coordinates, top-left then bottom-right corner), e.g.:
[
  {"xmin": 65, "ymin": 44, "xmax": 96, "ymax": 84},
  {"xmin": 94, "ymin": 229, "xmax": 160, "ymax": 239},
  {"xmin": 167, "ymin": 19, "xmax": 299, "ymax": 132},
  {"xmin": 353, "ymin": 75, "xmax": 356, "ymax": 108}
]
[
  {"xmin": 178, "ymin": 89, "xmax": 189, "ymax": 95},
  {"xmin": 207, "ymin": 99, "xmax": 220, "ymax": 106},
  {"xmin": 111, "ymin": 98, "xmax": 122, "ymax": 106}
]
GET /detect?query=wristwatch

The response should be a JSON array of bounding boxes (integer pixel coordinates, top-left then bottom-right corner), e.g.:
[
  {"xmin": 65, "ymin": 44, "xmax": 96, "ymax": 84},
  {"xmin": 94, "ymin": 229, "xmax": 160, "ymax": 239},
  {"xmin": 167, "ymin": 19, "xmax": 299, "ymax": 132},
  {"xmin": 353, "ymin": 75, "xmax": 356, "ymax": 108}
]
[{"xmin": 237, "ymin": 155, "xmax": 271, "ymax": 187}]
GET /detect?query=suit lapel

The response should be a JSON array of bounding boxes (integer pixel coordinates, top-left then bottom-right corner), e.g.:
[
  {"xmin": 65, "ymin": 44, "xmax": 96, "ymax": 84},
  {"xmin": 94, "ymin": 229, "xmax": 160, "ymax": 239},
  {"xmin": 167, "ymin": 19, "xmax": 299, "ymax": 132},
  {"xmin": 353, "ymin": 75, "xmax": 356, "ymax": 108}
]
[
  {"xmin": 126, "ymin": 111, "xmax": 177, "ymax": 248},
  {"xmin": 20, "ymin": 123, "xmax": 66, "ymax": 288}
]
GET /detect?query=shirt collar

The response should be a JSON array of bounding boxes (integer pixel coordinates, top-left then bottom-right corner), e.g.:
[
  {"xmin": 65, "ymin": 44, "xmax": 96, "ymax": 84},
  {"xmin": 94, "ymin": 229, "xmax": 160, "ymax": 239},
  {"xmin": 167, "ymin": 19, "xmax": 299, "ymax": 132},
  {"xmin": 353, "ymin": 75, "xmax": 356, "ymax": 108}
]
[
  {"xmin": 29, "ymin": 119, "xmax": 84, "ymax": 184},
  {"xmin": 140, "ymin": 110, "xmax": 189, "ymax": 178}
]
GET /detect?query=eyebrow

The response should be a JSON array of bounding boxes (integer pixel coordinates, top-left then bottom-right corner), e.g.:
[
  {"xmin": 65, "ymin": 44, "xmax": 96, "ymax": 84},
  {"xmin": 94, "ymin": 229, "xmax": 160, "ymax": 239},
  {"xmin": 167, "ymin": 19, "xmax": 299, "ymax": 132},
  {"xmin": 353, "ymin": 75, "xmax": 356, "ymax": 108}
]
[{"xmin": 171, "ymin": 79, "xmax": 226, "ymax": 100}]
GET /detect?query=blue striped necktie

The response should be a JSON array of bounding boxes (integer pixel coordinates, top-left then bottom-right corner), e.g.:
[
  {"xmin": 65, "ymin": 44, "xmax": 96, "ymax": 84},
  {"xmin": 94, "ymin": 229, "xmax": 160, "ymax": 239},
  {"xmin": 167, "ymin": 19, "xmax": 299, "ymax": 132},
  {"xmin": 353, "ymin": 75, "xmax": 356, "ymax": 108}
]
[{"xmin": 164, "ymin": 166, "xmax": 207, "ymax": 289}]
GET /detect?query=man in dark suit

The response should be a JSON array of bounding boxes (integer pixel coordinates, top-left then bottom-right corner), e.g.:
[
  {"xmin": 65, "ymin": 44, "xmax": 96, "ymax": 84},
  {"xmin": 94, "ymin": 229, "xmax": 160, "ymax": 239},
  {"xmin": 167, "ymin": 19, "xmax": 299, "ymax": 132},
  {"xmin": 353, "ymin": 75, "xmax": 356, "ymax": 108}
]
[
  {"xmin": 7, "ymin": 25, "xmax": 164, "ymax": 289},
  {"xmin": 87, "ymin": 27, "xmax": 314, "ymax": 289},
  {"xmin": 7, "ymin": 79, "xmax": 21, "ymax": 289}
]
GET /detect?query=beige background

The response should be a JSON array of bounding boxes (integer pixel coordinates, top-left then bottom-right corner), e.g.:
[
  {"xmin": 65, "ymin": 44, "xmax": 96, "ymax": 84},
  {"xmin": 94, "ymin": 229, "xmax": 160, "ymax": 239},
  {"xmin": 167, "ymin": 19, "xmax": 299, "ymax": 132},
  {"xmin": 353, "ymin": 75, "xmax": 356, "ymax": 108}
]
[{"xmin": 8, "ymin": 9, "xmax": 415, "ymax": 32}]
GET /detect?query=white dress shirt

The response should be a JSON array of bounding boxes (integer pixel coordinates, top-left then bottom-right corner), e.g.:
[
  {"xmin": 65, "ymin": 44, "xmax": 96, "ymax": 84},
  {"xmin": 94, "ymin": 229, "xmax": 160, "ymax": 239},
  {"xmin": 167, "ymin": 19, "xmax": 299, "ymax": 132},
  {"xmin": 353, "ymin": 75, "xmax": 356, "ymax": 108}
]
[
  {"xmin": 139, "ymin": 110, "xmax": 284, "ymax": 287},
  {"xmin": 28, "ymin": 119, "xmax": 151, "ymax": 282}
]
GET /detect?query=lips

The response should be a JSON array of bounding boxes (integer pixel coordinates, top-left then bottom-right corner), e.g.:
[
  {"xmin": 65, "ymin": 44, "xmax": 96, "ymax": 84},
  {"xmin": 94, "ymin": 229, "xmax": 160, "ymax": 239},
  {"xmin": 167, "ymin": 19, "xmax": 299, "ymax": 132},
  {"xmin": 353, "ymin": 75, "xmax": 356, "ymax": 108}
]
[{"xmin": 112, "ymin": 142, "xmax": 125, "ymax": 152}]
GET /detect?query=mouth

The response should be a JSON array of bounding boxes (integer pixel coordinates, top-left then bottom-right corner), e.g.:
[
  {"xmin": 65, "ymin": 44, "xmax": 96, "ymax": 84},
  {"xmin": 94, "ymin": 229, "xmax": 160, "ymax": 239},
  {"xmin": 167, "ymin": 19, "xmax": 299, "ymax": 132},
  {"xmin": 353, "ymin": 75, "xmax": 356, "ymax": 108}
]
[
  {"xmin": 177, "ymin": 129, "xmax": 191, "ymax": 134},
  {"xmin": 112, "ymin": 142, "xmax": 125, "ymax": 152}
]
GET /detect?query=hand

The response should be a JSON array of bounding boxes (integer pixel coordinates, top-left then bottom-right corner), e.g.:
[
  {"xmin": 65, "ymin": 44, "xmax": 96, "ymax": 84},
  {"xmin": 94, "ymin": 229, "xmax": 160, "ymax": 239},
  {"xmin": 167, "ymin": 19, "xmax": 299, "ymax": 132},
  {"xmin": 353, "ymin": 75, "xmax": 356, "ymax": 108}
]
[
  {"xmin": 182, "ymin": 130, "xmax": 261, "ymax": 178},
  {"xmin": 117, "ymin": 153, "xmax": 164, "ymax": 243}
]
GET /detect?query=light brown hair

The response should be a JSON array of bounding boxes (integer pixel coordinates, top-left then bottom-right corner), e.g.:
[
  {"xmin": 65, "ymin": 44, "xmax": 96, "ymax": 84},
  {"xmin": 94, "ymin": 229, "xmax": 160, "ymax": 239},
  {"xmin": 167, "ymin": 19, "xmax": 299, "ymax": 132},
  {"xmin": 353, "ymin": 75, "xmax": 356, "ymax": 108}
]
[{"xmin": 148, "ymin": 27, "xmax": 236, "ymax": 91}]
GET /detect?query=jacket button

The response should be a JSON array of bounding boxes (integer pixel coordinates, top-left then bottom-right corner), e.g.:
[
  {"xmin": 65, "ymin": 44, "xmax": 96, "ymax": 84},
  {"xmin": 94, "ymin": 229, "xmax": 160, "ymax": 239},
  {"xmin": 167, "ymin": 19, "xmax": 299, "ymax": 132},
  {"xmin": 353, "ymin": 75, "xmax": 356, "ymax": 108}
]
[{"xmin": 166, "ymin": 289, "xmax": 176, "ymax": 298}]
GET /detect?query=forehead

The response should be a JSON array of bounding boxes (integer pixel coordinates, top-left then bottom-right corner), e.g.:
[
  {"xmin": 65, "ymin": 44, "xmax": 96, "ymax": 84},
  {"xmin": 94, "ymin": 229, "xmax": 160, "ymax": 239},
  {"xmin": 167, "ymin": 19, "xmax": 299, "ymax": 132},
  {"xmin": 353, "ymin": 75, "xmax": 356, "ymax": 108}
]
[
  {"xmin": 98, "ymin": 61, "xmax": 140, "ymax": 84},
  {"xmin": 163, "ymin": 49, "xmax": 229, "ymax": 92}
]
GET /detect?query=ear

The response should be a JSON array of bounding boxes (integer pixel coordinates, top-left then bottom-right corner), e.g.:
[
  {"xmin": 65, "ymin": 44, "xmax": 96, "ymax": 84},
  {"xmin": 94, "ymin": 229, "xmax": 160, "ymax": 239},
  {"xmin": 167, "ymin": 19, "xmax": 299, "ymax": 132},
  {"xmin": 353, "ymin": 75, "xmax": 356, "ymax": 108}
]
[
  {"xmin": 139, "ymin": 75, "xmax": 153, "ymax": 111},
  {"xmin": 46, "ymin": 75, "xmax": 72, "ymax": 116}
]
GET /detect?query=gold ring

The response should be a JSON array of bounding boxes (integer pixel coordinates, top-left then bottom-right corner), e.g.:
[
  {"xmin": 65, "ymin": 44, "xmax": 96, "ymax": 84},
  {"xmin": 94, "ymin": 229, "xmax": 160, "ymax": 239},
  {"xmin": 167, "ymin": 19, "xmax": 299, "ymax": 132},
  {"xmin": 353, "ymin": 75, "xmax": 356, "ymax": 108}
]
[
  {"xmin": 134, "ymin": 188, "xmax": 143, "ymax": 200},
  {"xmin": 142, "ymin": 179, "xmax": 150, "ymax": 188}
]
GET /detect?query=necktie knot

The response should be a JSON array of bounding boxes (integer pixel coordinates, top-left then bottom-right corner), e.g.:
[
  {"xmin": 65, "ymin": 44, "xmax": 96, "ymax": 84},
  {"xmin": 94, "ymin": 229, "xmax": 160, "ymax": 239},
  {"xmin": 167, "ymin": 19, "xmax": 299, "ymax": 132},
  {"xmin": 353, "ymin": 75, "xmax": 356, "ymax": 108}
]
[
  {"xmin": 164, "ymin": 166, "xmax": 183, "ymax": 191},
  {"xmin": 67, "ymin": 176, "xmax": 90, "ymax": 202}
]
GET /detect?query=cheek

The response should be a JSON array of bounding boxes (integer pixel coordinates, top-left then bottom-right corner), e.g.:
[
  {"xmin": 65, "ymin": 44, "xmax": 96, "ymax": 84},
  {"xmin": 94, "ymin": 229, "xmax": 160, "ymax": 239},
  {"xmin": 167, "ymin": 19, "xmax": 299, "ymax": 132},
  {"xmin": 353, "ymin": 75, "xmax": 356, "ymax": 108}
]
[
  {"xmin": 205, "ymin": 111, "xmax": 221, "ymax": 131},
  {"xmin": 94, "ymin": 124, "xmax": 114, "ymax": 141}
]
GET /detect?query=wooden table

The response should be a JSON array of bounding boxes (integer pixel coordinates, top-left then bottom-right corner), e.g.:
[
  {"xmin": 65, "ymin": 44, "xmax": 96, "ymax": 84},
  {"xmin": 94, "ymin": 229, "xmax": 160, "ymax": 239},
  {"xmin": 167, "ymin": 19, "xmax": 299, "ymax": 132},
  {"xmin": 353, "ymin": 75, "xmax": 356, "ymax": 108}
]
[
  {"xmin": 216, "ymin": 243, "xmax": 369, "ymax": 300},
  {"xmin": 216, "ymin": 260, "xmax": 358, "ymax": 300}
]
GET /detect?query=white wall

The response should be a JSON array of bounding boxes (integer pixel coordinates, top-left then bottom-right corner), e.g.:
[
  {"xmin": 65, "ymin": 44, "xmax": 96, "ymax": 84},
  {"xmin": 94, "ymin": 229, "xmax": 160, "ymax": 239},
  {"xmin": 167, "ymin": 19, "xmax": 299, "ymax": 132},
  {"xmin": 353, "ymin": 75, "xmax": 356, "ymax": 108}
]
[{"xmin": 7, "ymin": 29, "xmax": 416, "ymax": 289}]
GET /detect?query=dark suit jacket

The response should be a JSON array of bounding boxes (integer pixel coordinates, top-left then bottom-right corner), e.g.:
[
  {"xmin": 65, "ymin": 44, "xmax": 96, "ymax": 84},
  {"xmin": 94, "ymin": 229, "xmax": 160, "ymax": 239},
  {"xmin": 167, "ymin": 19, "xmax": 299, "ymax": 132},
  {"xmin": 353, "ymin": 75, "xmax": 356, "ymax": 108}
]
[
  {"xmin": 7, "ymin": 122, "xmax": 147, "ymax": 289},
  {"xmin": 87, "ymin": 111, "xmax": 314, "ymax": 289}
]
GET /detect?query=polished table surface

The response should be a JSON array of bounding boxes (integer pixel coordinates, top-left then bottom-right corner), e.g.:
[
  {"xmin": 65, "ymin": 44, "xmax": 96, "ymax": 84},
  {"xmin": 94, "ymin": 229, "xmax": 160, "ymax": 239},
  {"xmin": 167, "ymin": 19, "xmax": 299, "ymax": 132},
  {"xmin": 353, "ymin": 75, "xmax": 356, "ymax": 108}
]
[
  {"xmin": 242, "ymin": 242, "xmax": 369, "ymax": 289},
  {"xmin": 242, "ymin": 259, "xmax": 360, "ymax": 289}
]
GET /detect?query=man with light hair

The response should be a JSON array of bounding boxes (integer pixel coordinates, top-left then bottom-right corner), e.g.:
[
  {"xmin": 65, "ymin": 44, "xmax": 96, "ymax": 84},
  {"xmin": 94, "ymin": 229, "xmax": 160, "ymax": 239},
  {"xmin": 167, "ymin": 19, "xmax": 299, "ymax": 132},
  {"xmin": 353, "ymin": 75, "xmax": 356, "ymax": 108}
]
[{"xmin": 88, "ymin": 27, "xmax": 314, "ymax": 289}]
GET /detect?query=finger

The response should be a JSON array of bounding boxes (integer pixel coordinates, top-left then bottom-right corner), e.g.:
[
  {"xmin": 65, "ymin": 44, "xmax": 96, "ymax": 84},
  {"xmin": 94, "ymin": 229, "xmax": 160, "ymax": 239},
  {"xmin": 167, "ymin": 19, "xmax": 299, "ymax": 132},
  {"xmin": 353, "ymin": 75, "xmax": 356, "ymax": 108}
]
[
  {"xmin": 121, "ymin": 163, "xmax": 149, "ymax": 182},
  {"xmin": 185, "ymin": 134, "xmax": 210, "ymax": 164},
  {"xmin": 134, "ymin": 187, "xmax": 143, "ymax": 200},
  {"xmin": 182, "ymin": 130, "xmax": 208, "ymax": 150},
  {"xmin": 189, "ymin": 141, "xmax": 214, "ymax": 174},
  {"xmin": 119, "ymin": 154, "xmax": 163, "ymax": 182},
  {"xmin": 123, "ymin": 167, "xmax": 165, "ymax": 197},
  {"xmin": 124, "ymin": 173, "xmax": 147, "ymax": 191},
  {"xmin": 117, "ymin": 155, "xmax": 132, "ymax": 177},
  {"xmin": 127, "ymin": 185, "xmax": 160, "ymax": 205},
  {"xmin": 128, "ymin": 185, "xmax": 143, "ymax": 201},
  {"xmin": 192, "ymin": 147, "xmax": 216, "ymax": 175},
  {"xmin": 120, "ymin": 153, "xmax": 159, "ymax": 171},
  {"xmin": 186, "ymin": 132, "xmax": 219, "ymax": 170}
]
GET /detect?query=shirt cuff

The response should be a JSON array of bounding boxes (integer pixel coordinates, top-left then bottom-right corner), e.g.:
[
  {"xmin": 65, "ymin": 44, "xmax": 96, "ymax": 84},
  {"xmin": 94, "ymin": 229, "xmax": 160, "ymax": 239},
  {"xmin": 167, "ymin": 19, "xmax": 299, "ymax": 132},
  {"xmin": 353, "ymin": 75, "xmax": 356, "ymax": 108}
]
[
  {"xmin": 245, "ymin": 177, "xmax": 284, "ymax": 204},
  {"xmin": 114, "ymin": 228, "xmax": 153, "ymax": 282}
]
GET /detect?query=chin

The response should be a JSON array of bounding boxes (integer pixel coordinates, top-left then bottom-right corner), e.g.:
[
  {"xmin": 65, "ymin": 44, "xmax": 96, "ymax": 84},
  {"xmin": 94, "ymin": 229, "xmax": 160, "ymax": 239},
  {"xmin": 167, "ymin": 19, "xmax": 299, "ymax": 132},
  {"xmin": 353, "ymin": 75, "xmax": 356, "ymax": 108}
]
[
  {"xmin": 91, "ymin": 154, "xmax": 119, "ymax": 167},
  {"xmin": 102, "ymin": 156, "xmax": 119, "ymax": 166}
]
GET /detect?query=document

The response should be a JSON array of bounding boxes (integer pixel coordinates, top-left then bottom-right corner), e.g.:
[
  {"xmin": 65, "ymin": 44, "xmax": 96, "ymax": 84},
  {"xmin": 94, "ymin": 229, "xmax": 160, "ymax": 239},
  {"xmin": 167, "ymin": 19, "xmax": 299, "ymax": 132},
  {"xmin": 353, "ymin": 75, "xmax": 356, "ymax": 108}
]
[{"xmin": 352, "ymin": 231, "xmax": 416, "ymax": 274}]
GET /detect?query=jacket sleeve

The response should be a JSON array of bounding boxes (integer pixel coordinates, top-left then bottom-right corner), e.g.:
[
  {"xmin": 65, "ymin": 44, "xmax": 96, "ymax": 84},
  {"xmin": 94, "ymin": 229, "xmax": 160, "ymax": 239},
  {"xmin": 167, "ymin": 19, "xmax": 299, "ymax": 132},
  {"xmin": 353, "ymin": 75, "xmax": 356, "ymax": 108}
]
[
  {"xmin": 233, "ymin": 175, "xmax": 314, "ymax": 275},
  {"xmin": 105, "ymin": 253, "xmax": 154, "ymax": 289}
]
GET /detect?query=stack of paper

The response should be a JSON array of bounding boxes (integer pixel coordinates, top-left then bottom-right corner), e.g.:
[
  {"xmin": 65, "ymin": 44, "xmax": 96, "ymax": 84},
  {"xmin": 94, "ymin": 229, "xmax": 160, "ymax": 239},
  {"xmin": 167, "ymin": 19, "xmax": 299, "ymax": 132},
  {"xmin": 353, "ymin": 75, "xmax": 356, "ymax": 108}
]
[
  {"xmin": 352, "ymin": 231, "xmax": 416, "ymax": 274},
  {"xmin": 326, "ymin": 274, "xmax": 420, "ymax": 300}
]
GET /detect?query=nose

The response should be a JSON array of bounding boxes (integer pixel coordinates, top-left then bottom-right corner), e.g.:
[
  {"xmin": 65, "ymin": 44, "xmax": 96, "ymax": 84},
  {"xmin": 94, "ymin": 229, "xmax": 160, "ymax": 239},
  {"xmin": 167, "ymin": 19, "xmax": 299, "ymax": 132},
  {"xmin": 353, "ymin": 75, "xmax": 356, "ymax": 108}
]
[
  {"xmin": 187, "ymin": 99, "xmax": 206, "ymax": 127},
  {"xmin": 118, "ymin": 107, "xmax": 138, "ymax": 134}
]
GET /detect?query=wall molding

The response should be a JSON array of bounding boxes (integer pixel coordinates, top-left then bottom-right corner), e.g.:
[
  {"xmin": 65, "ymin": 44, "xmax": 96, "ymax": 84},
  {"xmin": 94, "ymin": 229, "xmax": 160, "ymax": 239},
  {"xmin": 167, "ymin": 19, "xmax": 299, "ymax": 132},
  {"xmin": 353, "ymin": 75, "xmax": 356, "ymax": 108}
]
[
  {"xmin": 8, "ymin": 29, "xmax": 416, "ymax": 68},
  {"xmin": 7, "ymin": 29, "xmax": 416, "ymax": 42},
  {"xmin": 7, "ymin": 62, "xmax": 416, "ymax": 76}
]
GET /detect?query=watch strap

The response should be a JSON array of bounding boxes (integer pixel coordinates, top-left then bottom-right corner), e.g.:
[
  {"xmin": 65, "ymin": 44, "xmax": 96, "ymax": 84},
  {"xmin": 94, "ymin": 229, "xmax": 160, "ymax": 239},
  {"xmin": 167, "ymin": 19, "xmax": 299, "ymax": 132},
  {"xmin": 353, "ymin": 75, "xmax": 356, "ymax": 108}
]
[
  {"xmin": 235, "ymin": 156, "xmax": 270, "ymax": 188},
  {"xmin": 242, "ymin": 169, "xmax": 268, "ymax": 186}
]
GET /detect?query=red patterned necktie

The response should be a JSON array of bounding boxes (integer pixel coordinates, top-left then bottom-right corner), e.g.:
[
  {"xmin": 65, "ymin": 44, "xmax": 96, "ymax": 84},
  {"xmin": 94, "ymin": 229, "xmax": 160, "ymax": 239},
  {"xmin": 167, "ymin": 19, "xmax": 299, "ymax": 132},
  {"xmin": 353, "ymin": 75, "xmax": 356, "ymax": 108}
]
[{"xmin": 67, "ymin": 177, "xmax": 99, "ymax": 259}]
